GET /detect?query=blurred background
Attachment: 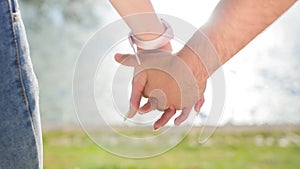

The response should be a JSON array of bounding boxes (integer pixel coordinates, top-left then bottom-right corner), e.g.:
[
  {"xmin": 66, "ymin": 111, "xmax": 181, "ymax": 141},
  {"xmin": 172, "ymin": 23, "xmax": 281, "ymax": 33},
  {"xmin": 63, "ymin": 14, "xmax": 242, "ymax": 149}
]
[{"xmin": 19, "ymin": 0, "xmax": 300, "ymax": 168}]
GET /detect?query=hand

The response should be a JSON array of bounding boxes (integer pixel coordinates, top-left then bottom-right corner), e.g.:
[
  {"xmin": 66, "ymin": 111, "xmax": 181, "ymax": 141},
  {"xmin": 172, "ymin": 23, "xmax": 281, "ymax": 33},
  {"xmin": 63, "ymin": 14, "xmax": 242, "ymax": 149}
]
[
  {"xmin": 139, "ymin": 43, "xmax": 205, "ymax": 130},
  {"xmin": 115, "ymin": 49, "xmax": 207, "ymax": 130}
]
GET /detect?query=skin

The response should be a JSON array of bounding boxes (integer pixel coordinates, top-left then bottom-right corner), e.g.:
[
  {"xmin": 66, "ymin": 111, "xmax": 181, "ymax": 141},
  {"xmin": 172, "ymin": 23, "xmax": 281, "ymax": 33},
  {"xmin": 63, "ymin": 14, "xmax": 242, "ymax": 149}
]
[
  {"xmin": 114, "ymin": 50, "xmax": 206, "ymax": 128},
  {"xmin": 110, "ymin": 0, "xmax": 296, "ymax": 130},
  {"xmin": 110, "ymin": 0, "xmax": 204, "ymax": 129}
]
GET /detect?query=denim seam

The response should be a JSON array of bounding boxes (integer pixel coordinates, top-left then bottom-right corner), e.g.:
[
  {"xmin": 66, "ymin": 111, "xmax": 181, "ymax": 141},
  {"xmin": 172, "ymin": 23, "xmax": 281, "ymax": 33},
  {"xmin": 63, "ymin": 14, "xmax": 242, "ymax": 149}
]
[
  {"xmin": 8, "ymin": 1, "xmax": 41, "ymax": 167},
  {"xmin": 8, "ymin": 0, "xmax": 39, "ymax": 128},
  {"xmin": 8, "ymin": 0, "xmax": 29, "ymax": 107}
]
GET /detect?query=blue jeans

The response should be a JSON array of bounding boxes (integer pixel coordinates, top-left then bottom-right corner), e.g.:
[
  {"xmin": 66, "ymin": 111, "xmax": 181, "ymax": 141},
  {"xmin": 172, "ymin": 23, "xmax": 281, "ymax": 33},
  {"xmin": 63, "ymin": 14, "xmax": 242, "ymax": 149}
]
[{"xmin": 0, "ymin": 0, "xmax": 42, "ymax": 168}]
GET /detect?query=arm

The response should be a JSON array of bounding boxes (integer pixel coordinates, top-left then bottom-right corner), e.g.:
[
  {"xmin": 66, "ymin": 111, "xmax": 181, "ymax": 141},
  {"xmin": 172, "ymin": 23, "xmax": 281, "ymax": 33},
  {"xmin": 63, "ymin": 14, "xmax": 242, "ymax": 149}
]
[
  {"xmin": 109, "ymin": 0, "xmax": 165, "ymax": 41},
  {"xmin": 180, "ymin": 0, "xmax": 296, "ymax": 80},
  {"xmin": 113, "ymin": 0, "xmax": 296, "ymax": 130},
  {"xmin": 110, "ymin": 0, "xmax": 183, "ymax": 128},
  {"xmin": 110, "ymin": 0, "xmax": 205, "ymax": 129}
]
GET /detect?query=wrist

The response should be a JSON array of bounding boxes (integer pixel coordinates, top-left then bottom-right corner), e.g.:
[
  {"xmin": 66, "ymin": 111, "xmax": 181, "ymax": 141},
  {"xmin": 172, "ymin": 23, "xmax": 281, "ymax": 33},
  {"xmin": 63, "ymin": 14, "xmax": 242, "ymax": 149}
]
[
  {"xmin": 200, "ymin": 25, "xmax": 229, "ymax": 65},
  {"xmin": 182, "ymin": 30, "xmax": 222, "ymax": 78},
  {"xmin": 130, "ymin": 18, "xmax": 165, "ymax": 41},
  {"xmin": 137, "ymin": 42, "xmax": 172, "ymax": 52},
  {"xmin": 129, "ymin": 19, "xmax": 174, "ymax": 50},
  {"xmin": 178, "ymin": 47, "xmax": 209, "ymax": 84}
]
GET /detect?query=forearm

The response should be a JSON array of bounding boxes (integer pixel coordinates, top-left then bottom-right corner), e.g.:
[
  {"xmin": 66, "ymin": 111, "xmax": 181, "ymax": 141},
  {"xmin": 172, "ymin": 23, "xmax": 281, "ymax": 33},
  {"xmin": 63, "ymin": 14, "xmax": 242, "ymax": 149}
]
[
  {"xmin": 181, "ymin": 0, "xmax": 296, "ymax": 79},
  {"xmin": 201, "ymin": 0, "xmax": 296, "ymax": 64},
  {"xmin": 109, "ymin": 0, "xmax": 165, "ymax": 41}
]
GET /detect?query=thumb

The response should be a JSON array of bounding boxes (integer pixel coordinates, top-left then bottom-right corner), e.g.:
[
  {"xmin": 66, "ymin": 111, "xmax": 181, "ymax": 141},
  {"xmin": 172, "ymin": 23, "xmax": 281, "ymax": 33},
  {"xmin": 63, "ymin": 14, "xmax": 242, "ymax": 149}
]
[{"xmin": 114, "ymin": 53, "xmax": 140, "ymax": 67}]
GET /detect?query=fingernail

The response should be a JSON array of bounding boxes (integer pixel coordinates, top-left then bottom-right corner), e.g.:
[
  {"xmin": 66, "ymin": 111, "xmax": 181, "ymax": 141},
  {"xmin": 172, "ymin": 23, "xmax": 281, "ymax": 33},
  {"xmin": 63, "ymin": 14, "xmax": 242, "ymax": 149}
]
[
  {"xmin": 115, "ymin": 53, "xmax": 123, "ymax": 60},
  {"xmin": 153, "ymin": 127, "xmax": 161, "ymax": 132},
  {"xmin": 174, "ymin": 118, "xmax": 181, "ymax": 126},
  {"xmin": 195, "ymin": 107, "xmax": 201, "ymax": 115},
  {"xmin": 124, "ymin": 111, "xmax": 130, "ymax": 121},
  {"xmin": 194, "ymin": 103, "xmax": 201, "ymax": 114}
]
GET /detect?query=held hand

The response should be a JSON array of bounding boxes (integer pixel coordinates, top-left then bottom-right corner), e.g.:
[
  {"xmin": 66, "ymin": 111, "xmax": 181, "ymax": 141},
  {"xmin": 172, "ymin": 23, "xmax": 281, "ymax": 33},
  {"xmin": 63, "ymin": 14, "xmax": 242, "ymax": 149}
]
[
  {"xmin": 140, "ymin": 43, "xmax": 205, "ymax": 129},
  {"xmin": 115, "ymin": 50, "xmax": 207, "ymax": 130}
]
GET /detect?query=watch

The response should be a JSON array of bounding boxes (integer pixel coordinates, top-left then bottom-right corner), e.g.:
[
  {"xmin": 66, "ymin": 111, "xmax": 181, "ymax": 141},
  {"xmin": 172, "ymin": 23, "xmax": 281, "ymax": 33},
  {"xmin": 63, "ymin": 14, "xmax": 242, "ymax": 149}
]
[
  {"xmin": 128, "ymin": 19, "xmax": 174, "ymax": 50},
  {"xmin": 128, "ymin": 19, "xmax": 174, "ymax": 65}
]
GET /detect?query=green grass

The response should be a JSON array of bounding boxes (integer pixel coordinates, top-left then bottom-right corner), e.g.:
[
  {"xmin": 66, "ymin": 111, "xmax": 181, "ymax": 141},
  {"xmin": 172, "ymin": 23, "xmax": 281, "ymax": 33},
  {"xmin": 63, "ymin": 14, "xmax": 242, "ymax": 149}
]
[{"xmin": 43, "ymin": 126, "xmax": 300, "ymax": 169}]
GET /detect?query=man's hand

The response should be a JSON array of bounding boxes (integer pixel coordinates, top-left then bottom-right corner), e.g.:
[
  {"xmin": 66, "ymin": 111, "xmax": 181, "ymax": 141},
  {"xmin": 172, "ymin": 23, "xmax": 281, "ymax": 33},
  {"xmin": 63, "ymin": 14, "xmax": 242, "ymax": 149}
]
[{"xmin": 115, "ymin": 50, "xmax": 207, "ymax": 130}]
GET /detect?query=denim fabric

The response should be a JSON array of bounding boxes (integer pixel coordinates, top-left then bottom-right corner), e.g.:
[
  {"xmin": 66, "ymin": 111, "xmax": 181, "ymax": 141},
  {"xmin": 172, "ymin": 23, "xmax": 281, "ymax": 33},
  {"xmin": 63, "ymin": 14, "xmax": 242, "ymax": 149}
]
[{"xmin": 0, "ymin": 0, "xmax": 42, "ymax": 168}]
